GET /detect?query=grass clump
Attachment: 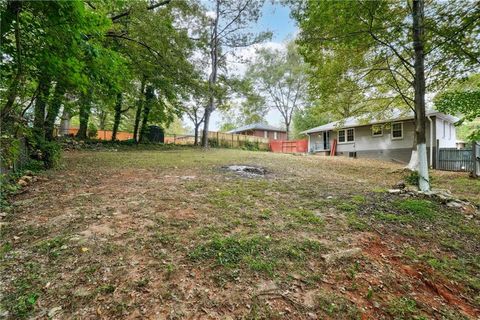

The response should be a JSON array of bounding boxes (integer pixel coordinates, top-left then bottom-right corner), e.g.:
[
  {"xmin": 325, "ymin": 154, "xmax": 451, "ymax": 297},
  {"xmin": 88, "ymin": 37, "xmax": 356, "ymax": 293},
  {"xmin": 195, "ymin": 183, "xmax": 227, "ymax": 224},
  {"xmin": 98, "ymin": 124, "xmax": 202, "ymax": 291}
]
[
  {"xmin": 1, "ymin": 263, "xmax": 42, "ymax": 318},
  {"xmin": 34, "ymin": 236, "xmax": 67, "ymax": 258},
  {"xmin": 346, "ymin": 212, "xmax": 369, "ymax": 231},
  {"xmin": 315, "ymin": 291, "xmax": 361, "ymax": 318},
  {"xmin": 189, "ymin": 235, "xmax": 326, "ymax": 275},
  {"xmin": 374, "ymin": 199, "xmax": 437, "ymax": 224},
  {"xmin": 189, "ymin": 235, "xmax": 272, "ymax": 268},
  {"xmin": 337, "ymin": 203, "xmax": 358, "ymax": 212},
  {"xmin": 284, "ymin": 208, "xmax": 323, "ymax": 226},
  {"xmin": 387, "ymin": 297, "xmax": 424, "ymax": 319},
  {"xmin": 395, "ymin": 199, "xmax": 436, "ymax": 220}
]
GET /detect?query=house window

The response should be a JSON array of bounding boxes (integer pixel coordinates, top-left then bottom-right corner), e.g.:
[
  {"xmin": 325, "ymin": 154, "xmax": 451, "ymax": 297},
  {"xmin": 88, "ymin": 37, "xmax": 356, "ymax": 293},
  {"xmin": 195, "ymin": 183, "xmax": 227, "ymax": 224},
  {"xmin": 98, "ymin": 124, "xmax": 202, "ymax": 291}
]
[
  {"xmin": 264, "ymin": 131, "xmax": 268, "ymax": 138},
  {"xmin": 274, "ymin": 131, "xmax": 278, "ymax": 140},
  {"xmin": 443, "ymin": 120, "xmax": 446, "ymax": 138},
  {"xmin": 391, "ymin": 122, "xmax": 403, "ymax": 140},
  {"xmin": 449, "ymin": 123, "xmax": 452, "ymax": 140},
  {"xmin": 372, "ymin": 125, "xmax": 383, "ymax": 137},
  {"xmin": 338, "ymin": 128, "xmax": 354, "ymax": 143},
  {"xmin": 347, "ymin": 128, "xmax": 354, "ymax": 142}
]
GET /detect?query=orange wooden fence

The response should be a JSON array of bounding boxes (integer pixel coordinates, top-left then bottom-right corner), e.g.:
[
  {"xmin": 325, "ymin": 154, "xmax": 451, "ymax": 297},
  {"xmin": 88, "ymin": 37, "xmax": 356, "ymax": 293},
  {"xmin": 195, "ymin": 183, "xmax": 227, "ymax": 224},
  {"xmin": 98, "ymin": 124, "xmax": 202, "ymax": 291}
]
[
  {"xmin": 58, "ymin": 128, "xmax": 134, "ymax": 141},
  {"xmin": 270, "ymin": 139, "xmax": 308, "ymax": 153}
]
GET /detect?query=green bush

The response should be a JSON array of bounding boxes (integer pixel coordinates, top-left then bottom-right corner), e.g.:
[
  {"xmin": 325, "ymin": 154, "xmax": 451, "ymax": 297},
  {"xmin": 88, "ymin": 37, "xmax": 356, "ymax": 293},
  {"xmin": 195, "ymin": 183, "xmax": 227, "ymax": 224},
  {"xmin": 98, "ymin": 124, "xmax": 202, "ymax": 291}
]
[
  {"xmin": 405, "ymin": 170, "xmax": 433, "ymax": 187},
  {"xmin": 242, "ymin": 140, "xmax": 260, "ymax": 151},
  {"xmin": 29, "ymin": 134, "xmax": 61, "ymax": 169},
  {"xmin": 208, "ymin": 138, "xmax": 219, "ymax": 148},
  {"xmin": 0, "ymin": 136, "xmax": 21, "ymax": 171},
  {"xmin": 405, "ymin": 171, "xmax": 420, "ymax": 186},
  {"xmin": 87, "ymin": 122, "xmax": 98, "ymax": 139}
]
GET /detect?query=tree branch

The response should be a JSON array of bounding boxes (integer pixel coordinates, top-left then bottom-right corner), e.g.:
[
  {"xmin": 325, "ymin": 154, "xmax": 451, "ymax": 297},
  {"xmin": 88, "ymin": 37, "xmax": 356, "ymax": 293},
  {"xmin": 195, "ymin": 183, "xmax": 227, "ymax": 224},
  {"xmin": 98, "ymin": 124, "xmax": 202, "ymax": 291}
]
[{"xmin": 111, "ymin": 0, "xmax": 171, "ymax": 22}]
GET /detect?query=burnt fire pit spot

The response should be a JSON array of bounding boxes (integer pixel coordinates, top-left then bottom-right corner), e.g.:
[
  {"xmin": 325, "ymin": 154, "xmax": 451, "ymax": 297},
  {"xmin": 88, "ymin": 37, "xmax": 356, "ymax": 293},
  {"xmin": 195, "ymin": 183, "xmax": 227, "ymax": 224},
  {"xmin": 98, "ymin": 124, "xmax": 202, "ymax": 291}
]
[{"xmin": 223, "ymin": 165, "xmax": 267, "ymax": 177}]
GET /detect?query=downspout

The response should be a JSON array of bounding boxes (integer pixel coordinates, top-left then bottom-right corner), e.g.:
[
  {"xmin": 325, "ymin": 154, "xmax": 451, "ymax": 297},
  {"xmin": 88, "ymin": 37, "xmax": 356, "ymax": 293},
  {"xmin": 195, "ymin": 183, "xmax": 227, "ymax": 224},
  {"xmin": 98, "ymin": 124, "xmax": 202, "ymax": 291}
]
[{"xmin": 428, "ymin": 116, "xmax": 433, "ymax": 168}]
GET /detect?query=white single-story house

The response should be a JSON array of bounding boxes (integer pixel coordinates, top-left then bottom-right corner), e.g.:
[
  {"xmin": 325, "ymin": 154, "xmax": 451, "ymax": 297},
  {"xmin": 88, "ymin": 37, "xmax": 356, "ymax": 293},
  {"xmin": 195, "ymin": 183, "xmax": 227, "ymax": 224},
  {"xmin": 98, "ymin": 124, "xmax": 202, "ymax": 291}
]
[{"xmin": 301, "ymin": 109, "xmax": 458, "ymax": 165}]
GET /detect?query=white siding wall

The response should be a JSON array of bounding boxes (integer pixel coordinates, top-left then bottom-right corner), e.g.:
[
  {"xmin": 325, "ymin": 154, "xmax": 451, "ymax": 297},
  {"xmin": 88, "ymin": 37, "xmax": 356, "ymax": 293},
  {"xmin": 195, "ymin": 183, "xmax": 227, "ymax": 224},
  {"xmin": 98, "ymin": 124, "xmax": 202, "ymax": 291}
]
[
  {"xmin": 435, "ymin": 117, "xmax": 456, "ymax": 148},
  {"xmin": 334, "ymin": 120, "xmax": 433, "ymax": 153},
  {"xmin": 308, "ymin": 116, "xmax": 456, "ymax": 155}
]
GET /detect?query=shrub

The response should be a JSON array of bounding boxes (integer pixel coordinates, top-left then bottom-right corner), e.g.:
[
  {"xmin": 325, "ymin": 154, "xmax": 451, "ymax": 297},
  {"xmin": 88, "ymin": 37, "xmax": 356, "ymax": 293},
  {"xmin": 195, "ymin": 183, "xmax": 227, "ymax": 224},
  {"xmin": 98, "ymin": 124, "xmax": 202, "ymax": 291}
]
[
  {"xmin": 87, "ymin": 122, "xmax": 98, "ymax": 139},
  {"xmin": 29, "ymin": 134, "xmax": 61, "ymax": 169},
  {"xmin": 242, "ymin": 140, "xmax": 260, "ymax": 151},
  {"xmin": 405, "ymin": 170, "xmax": 420, "ymax": 186},
  {"xmin": 208, "ymin": 137, "xmax": 219, "ymax": 148}
]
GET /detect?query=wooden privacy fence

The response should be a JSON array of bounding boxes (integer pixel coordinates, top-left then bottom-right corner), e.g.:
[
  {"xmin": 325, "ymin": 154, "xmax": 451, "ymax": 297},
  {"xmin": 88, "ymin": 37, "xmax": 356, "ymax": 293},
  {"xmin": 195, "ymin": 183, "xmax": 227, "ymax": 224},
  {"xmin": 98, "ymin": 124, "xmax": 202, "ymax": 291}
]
[
  {"xmin": 56, "ymin": 128, "xmax": 134, "ymax": 141},
  {"xmin": 437, "ymin": 147, "xmax": 474, "ymax": 172},
  {"xmin": 270, "ymin": 140, "xmax": 308, "ymax": 153},
  {"xmin": 206, "ymin": 131, "xmax": 270, "ymax": 150}
]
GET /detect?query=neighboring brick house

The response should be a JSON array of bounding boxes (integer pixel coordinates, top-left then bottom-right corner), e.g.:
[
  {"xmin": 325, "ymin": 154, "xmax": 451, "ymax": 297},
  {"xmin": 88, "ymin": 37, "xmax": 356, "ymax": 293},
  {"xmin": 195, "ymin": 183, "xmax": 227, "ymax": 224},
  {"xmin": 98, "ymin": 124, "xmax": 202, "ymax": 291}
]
[{"xmin": 226, "ymin": 123, "xmax": 287, "ymax": 140}]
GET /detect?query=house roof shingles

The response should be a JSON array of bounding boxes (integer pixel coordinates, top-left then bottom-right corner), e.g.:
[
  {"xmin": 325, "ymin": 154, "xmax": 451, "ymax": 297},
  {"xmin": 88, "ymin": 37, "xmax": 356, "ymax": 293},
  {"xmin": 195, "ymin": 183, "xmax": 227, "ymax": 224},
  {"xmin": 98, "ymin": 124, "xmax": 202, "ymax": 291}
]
[{"xmin": 301, "ymin": 109, "xmax": 459, "ymax": 134}]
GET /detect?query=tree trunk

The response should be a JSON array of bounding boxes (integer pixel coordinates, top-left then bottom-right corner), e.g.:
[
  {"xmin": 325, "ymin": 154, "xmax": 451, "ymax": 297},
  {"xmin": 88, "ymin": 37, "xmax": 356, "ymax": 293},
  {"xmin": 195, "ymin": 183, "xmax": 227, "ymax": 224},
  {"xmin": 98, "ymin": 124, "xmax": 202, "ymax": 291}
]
[
  {"xmin": 1, "ymin": 1, "xmax": 23, "ymax": 123},
  {"xmin": 202, "ymin": 1, "xmax": 220, "ymax": 148},
  {"xmin": 59, "ymin": 109, "xmax": 71, "ymax": 137},
  {"xmin": 133, "ymin": 80, "xmax": 146, "ymax": 142},
  {"xmin": 139, "ymin": 85, "xmax": 154, "ymax": 143},
  {"xmin": 201, "ymin": 104, "xmax": 212, "ymax": 147},
  {"xmin": 406, "ymin": 139, "xmax": 419, "ymax": 170},
  {"xmin": 33, "ymin": 74, "xmax": 52, "ymax": 138},
  {"xmin": 44, "ymin": 82, "xmax": 66, "ymax": 140},
  {"xmin": 111, "ymin": 93, "xmax": 123, "ymax": 141},
  {"xmin": 194, "ymin": 123, "xmax": 200, "ymax": 146},
  {"xmin": 76, "ymin": 92, "xmax": 92, "ymax": 140},
  {"xmin": 98, "ymin": 110, "xmax": 108, "ymax": 130},
  {"xmin": 412, "ymin": 0, "xmax": 430, "ymax": 191},
  {"xmin": 286, "ymin": 123, "xmax": 290, "ymax": 141}
]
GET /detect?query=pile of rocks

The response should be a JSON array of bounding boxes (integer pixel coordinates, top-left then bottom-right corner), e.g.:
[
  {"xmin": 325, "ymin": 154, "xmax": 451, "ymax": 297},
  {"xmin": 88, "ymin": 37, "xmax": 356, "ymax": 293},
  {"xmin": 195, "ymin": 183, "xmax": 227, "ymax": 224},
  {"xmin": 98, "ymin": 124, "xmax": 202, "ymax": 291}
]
[
  {"xmin": 389, "ymin": 180, "xmax": 478, "ymax": 217},
  {"xmin": 61, "ymin": 138, "xmax": 87, "ymax": 151},
  {"xmin": 60, "ymin": 139, "xmax": 118, "ymax": 151},
  {"xmin": 17, "ymin": 170, "xmax": 38, "ymax": 187}
]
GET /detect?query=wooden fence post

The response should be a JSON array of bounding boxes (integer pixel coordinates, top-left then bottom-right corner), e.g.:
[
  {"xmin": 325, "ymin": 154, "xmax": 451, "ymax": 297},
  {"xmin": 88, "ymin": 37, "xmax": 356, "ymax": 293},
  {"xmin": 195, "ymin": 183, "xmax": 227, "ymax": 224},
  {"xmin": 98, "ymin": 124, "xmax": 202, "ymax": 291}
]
[{"xmin": 435, "ymin": 139, "xmax": 440, "ymax": 169}]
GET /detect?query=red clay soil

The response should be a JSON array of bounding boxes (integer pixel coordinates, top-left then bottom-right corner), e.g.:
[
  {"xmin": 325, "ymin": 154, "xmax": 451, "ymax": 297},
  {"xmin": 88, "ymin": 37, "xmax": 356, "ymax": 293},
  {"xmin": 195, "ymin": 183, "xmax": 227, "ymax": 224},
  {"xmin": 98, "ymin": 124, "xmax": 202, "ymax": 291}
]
[{"xmin": 359, "ymin": 233, "xmax": 479, "ymax": 319}]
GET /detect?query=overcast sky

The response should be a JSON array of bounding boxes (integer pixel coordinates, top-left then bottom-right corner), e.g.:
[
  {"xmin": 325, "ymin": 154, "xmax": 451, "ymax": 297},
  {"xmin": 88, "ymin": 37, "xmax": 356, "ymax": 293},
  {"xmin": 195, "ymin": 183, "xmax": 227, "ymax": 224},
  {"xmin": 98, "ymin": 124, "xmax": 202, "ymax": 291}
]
[{"xmin": 185, "ymin": 2, "xmax": 298, "ymax": 132}]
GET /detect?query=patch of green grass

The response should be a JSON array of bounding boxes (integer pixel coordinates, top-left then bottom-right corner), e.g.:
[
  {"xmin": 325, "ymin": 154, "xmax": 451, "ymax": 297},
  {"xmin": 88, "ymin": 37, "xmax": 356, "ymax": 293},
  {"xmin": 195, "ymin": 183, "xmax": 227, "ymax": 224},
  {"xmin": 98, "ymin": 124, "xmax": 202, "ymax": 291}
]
[
  {"xmin": 337, "ymin": 203, "xmax": 358, "ymax": 212},
  {"xmin": 387, "ymin": 297, "xmax": 422, "ymax": 319},
  {"xmin": 351, "ymin": 195, "xmax": 366, "ymax": 204},
  {"xmin": 0, "ymin": 241, "xmax": 13, "ymax": 259},
  {"xmin": 346, "ymin": 212, "xmax": 369, "ymax": 231},
  {"xmin": 97, "ymin": 284, "xmax": 115, "ymax": 294},
  {"xmin": 284, "ymin": 208, "xmax": 323, "ymax": 226},
  {"xmin": 374, "ymin": 210, "xmax": 412, "ymax": 223},
  {"xmin": 1, "ymin": 262, "xmax": 42, "ymax": 318},
  {"xmin": 152, "ymin": 232, "xmax": 178, "ymax": 245},
  {"xmin": 315, "ymin": 291, "xmax": 360, "ymax": 318},
  {"xmin": 189, "ymin": 235, "xmax": 326, "ymax": 276},
  {"xmin": 394, "ymin": 199, "xmax": 436, "ymax": 220},
  {"xmin": 189, "ymin": 235, "xmax": 272, "ymax": 267},
  {"xmin": 34, "ymin": 236, "xmax": 67, "ymax": 258}
]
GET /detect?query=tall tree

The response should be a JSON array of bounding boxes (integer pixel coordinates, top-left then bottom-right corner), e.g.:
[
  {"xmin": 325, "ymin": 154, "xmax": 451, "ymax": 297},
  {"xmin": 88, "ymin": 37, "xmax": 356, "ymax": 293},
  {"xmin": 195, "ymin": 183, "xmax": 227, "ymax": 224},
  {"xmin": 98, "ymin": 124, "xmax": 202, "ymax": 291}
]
[
  {"xmin": 435, "ymin": 74, "xmax": 480, "ymax": 141},
  {"xmin": 200, "ymin": 0, "xmax": 271, "ymax": 147},
  {"xmin": 291, "ymin": 0, "xmax": 479, "ymax": 191},
  {"xmin": 245, "ymin": 41, "xmax": 308, "ymax": 139}
]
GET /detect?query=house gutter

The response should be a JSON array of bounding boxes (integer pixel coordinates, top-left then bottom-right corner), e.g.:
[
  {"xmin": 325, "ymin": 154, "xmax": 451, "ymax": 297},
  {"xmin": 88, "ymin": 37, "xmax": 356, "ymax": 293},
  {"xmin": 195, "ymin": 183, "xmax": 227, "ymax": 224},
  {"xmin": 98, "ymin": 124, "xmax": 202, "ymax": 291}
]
[{"xmin": 427, "ymin": 116, "xmax": 433, "ymax": 168}]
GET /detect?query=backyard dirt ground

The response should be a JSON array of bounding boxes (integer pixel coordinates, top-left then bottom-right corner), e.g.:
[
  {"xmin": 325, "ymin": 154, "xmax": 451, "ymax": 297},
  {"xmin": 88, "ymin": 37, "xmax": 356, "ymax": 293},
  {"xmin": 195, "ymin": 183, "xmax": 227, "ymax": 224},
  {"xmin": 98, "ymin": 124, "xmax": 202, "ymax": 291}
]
[{"xmin": 1, "ymin": 148, "xmax": 479, "ymax": 319}]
